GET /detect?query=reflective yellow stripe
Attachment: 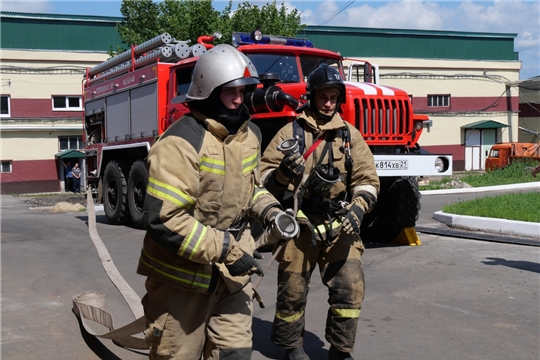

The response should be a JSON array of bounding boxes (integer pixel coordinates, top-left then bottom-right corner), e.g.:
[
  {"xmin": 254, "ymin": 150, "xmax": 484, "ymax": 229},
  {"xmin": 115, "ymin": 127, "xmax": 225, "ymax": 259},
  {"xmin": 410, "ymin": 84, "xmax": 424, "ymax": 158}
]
[
  {"xmin": 276, "ymin": 309, "xmax": 305, "ymax": 323},
  {"xmin": 242, "ymin": 152, "xmax": 258, "ymax": 173},
  {"xmin": 315, "ymin": 220, "xmax": 341, "ymax": 234},
  {"xmin": 200, "ymin": 157, "xmax": 225, "ymax": 175},
  {"xmin": 179, "ymin": 221, "xmax": 208, "ymax": 261},
  {"xmin": 297, "ymin": 211, "xmax": 341, "ymax": 234},
  {"xmin": 140, "ymin": 248, "xmax": 211, "ymax": 290},
  {"xmin": 331, "ymin": 307, "xmax": 361, "ymax": 318},
  {"xmin": 252, "ymin": 186, "xmax": 269, "ymax": 202},
  {"xmin": 148, "ymin": 177, "xmax": 194, "ymax": 208}
]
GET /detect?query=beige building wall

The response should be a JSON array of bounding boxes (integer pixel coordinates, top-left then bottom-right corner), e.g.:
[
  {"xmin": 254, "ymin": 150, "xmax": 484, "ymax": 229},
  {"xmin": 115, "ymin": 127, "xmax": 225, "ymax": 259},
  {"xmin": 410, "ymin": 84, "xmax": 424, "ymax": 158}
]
[
  {"xmin": 2, "ymin": 49, "xmax": 108, "ymax": 98},
  {"xmin": 1, "ymin": 49, "xmax": 108, "ymax": 160},
  {"xmin": 1, "ymin": 128, "xmax": 82, "ymax": 160},
  {"xmin": 343, "ymin": 57, "xmax": 521, "ymax": 148}
]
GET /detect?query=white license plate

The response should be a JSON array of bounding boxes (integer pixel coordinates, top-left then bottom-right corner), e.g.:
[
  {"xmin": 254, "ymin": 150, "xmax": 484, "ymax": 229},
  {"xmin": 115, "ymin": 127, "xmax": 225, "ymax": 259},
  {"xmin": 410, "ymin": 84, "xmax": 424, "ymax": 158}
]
[{"xmin": 375, "ymin": 160, "xmax": 409, "ymax": 170}]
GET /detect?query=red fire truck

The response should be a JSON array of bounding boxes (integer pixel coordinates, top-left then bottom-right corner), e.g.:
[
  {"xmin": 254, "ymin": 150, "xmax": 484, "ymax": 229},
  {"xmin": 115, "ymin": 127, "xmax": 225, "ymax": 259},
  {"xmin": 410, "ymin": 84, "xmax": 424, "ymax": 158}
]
[{"xmin": 83, "ymin": 31, "xmax": 452, "ymax": 243}]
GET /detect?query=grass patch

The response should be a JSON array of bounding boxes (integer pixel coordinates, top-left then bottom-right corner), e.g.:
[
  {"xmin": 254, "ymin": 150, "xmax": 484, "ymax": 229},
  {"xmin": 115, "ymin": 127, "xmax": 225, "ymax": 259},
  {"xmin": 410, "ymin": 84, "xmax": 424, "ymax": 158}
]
[{"xmin": 443, "ymin": 192, "xmax": 540, "ymax": 223}]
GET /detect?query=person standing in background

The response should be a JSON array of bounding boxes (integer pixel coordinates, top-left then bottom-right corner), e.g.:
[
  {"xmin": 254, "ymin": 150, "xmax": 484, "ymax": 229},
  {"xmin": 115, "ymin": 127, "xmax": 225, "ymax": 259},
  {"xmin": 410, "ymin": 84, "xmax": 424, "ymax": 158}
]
[
  {"xmin": 62, "ymin": 160, "xmax": 74, "ymax": 192},
  {"xmin": 72, "ymin": 162, "xmax": 81, "ymax": 193}
]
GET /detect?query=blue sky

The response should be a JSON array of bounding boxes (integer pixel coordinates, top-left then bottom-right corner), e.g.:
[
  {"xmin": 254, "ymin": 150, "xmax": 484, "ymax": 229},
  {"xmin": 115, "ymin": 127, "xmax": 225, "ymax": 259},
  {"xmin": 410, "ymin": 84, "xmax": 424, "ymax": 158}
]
[{"xmin": 2, "ymin": 0, "xmax": 539, "ymax": 79}]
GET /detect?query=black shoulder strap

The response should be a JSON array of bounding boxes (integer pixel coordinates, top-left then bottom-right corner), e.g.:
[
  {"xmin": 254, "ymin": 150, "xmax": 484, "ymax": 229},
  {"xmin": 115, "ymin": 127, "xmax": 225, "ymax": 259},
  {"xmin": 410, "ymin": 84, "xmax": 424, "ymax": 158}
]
[{"xmin": 293, "ymin": 119, "xmax": 305, "ymax": 154}]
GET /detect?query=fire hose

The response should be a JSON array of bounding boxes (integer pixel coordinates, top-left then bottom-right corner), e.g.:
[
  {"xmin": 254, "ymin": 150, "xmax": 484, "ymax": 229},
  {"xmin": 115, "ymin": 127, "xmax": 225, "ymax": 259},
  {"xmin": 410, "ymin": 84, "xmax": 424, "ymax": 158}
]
[{"xmin": 71, "ymin": 190, "xmax": 148, "ymax": 350}]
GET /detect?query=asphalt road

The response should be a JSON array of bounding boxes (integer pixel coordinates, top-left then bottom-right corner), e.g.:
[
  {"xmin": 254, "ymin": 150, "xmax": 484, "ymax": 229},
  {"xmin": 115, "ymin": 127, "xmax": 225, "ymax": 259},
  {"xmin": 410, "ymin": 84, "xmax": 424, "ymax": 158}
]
[{"xmin": 1, "ymin": 193, "xmax": 539, "ymax": 360}]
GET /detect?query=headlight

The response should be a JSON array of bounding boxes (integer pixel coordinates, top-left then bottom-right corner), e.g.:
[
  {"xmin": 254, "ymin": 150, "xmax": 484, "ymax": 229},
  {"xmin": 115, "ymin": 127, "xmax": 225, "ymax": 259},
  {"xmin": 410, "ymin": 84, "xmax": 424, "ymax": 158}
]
[
  {"xmin": 414, "ymin": 121, "xmax": 423, "ymax": 131},
  {"xmin": 435, "ymin": 157, "xmax": 449, "ymax": 173}
]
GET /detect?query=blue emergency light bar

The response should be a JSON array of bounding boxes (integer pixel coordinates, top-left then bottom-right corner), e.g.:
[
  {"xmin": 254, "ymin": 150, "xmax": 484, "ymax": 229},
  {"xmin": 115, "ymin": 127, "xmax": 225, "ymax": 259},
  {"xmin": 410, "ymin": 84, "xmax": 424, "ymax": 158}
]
[{"xmin": 232, "ymin": 31, "xmax": 314, "ymax": 48}]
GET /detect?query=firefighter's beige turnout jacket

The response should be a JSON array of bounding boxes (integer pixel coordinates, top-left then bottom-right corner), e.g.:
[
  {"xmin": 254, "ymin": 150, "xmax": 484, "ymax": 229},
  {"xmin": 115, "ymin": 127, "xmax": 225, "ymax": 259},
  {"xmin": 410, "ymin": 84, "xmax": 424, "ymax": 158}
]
[
  {"xmin": 137, "ymin": 110, "xmax": 280, "ymax": 294},
  {"xmin": 260, "ymin": 108, "xmax": 380, "ymax": 234}
]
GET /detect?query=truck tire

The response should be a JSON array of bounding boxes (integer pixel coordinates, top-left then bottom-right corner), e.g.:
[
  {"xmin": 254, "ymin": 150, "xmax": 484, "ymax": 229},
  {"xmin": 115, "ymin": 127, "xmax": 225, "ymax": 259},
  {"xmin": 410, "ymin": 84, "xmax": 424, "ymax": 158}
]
[
  {"xmin": 127, "ymin": 160, "xmax": 148, "ymax": 229},
  {"xmin": 103, "ymin": 161, "xmax": 130, "ymax": 225},
  {"xmin": 360, "ymin": 176, "xmax": 421, "ymax": 243}
]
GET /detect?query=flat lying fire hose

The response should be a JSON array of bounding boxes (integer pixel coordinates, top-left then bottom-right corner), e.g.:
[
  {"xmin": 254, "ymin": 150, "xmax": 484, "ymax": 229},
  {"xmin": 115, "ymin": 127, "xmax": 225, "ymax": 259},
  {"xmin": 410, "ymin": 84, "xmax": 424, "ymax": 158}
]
[{"xmin": 71, "ymin": 190, "xmax": 148, "ymax": 350}]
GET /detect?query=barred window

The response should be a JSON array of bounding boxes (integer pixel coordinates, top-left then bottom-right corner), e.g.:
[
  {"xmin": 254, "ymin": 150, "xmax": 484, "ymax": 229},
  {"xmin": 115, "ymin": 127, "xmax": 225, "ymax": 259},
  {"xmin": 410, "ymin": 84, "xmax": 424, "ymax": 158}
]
[
  {"xmin": 1, "ymin": 161, "xmax": 12, "ymax": 173},
  {"xmin": 428, "ymin": 95, "xmax": 450, "ymax": 107}
]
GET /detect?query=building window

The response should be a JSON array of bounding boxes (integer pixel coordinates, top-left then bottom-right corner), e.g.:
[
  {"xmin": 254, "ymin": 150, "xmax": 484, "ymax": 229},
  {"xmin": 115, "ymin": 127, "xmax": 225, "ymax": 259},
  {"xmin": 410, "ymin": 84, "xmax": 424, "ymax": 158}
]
[
  {"xmin": 52, "ymin": 96, "xmax": 82, "ymax": 111},
  {"xmin": 1, "ymin": 161, "xmax": 12, "ymax": 173},
  {"xmin": 1, "ymin": 95, "xmax": 10, "ymax": 117},
  {"xmin": 59, "ymin": 136, "xmax": 84, "ymax": 150},
  {"xmin": 428, "ymin": 95, "xmax": 450, "ymax": 107}
]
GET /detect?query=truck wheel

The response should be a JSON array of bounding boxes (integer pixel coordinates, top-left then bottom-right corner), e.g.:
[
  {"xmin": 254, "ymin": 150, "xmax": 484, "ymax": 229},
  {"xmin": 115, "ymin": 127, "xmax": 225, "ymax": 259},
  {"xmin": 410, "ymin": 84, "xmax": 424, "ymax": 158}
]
[
  {"xmin": 103, "ymin": 161, "xmax": 130, "ymax": 225},
  {"xmin": 127, "ymin": 160, "xmax": 148, "ymax": 229},
  {"xmin": 360, "ymin": 176, "xmax": 421, "ymax": 243}
]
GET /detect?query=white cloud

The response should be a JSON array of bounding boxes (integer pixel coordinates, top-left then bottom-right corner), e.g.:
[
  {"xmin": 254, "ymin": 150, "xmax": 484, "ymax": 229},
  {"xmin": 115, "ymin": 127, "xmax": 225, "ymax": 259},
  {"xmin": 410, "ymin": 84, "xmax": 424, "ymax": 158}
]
[
  {"xmin": 298, "ymin": 0, "xmax": 539, "ymax": 78},
  {"xmin": 1, "ymin": 1, "xmax": 53, "ymax": 13}
]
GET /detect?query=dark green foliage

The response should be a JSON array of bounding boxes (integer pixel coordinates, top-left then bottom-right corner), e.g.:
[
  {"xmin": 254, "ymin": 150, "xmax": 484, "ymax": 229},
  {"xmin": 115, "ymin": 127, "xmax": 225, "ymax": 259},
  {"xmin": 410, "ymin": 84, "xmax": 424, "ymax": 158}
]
[{"xmin": 114, "ymin": 0, "xmax": 304, "ymax": 52}]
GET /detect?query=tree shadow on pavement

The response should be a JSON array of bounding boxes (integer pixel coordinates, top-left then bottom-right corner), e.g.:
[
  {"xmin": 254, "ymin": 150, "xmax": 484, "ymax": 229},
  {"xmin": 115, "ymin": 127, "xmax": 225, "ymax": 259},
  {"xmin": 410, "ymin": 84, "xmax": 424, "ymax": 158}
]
[
  {"xmin": 253, "ymin": 317, "xmax": 327, "ymax": 359},
  {"xmin": 482, "ymin": 257, "xmax": 540, "ymax": 274}
]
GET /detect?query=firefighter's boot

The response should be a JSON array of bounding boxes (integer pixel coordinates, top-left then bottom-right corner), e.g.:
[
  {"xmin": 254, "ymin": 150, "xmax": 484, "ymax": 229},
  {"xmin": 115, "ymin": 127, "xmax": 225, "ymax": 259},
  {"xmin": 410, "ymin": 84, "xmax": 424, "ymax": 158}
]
[
  {"xmin": 329, "ymin": 345, "xmax": 354, "ymax": 360},
  {"xmin": 286, "ymin": 345, "xmax": 310, "ymax": 360}
]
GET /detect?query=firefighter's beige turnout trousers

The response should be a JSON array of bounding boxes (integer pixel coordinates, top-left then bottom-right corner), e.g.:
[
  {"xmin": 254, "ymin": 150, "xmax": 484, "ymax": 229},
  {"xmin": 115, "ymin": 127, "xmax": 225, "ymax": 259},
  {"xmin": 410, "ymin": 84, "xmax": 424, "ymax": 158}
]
[
  {"xmin": 271, "ymin": 231, "xmax": 365, "ymax": 353},
  {"xmin": 143, "ymin": 276, "xmax": 254, "ymax": 360}
]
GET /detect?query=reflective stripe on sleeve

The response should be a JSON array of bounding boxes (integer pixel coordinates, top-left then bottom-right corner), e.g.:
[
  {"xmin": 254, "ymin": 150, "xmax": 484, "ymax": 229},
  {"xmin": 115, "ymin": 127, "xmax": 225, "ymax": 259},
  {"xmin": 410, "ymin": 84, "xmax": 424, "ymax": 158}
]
[
  {"xmin": 252, "ymin": 185, "xmax": 270, "ymax": 202},
  {"xmin": 179, "ymin": 220, "xmax": 208, "ymax": 261},
  {"xmin": 242, "ymin": 152, "xmax": 258, "ymax": 174},
  {"xmin": 147, "ymin": 177, "xmax": 195, "ymax": 208}
]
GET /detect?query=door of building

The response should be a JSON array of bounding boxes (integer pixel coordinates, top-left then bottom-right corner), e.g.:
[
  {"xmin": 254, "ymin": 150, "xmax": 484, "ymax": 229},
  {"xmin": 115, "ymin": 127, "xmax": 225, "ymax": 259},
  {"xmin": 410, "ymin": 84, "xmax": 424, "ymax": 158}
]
[{"xmin": 464, "ymin": 129, "xmax": 481, "ymax": 171}]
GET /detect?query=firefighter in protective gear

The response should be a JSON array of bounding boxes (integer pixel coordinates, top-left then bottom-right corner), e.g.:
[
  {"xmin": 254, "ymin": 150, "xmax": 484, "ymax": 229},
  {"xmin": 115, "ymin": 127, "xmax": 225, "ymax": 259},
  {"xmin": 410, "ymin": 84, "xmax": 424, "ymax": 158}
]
[
  {"xmin": 137, "ymin": 44, "xmax": 287, "ymax": 360},
  {"xmin": 260, "ymin": 63, "xmax": 380, "ymax": 360}
]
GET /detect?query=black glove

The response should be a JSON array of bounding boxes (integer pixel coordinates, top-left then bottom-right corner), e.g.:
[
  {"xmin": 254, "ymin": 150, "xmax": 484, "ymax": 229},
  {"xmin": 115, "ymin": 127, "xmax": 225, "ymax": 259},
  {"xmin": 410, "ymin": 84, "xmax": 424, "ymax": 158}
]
[
  {"xmin": 225, "ymin": 250, "xmax": 264, "ymax": 277},
  {"xmin": 336, "ymin": 203, "xmax": 364, "ymax": 235},
  {"xmin": 275, "ymin": 152, "xmax": 305, "ymax": 185},
  {"xmin": 253, "ymin": 250, "xmax": 263, "ymax": 259}
]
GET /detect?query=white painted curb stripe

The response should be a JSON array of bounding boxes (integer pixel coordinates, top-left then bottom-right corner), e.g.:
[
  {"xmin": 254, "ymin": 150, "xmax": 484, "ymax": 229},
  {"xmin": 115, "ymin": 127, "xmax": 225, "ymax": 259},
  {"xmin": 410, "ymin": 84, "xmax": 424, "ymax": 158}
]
[{"xmin": 434, "ymin": 211, "xmax": 540, "ymax": 239}]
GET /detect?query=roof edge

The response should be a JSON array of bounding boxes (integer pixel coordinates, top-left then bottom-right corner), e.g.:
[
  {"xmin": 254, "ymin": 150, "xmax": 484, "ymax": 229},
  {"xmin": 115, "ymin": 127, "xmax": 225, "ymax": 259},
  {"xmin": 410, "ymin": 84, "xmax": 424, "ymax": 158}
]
[{"xmin": 0, "ymin": 11, "xmax": 123, "ymax": 22}]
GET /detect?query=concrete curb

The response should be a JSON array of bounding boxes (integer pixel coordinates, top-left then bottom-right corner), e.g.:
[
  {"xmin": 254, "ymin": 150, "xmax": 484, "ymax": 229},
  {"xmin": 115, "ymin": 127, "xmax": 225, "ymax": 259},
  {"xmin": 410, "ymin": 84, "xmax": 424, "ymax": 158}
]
[
  {"xmin": 420, "ymin": 181, "xmax": 540, "ymax": 195},
  {"xmin": 422, "ymin": 181, "xmax": 539, "ymax": 239},
  {"xmin": 433, "ymin": 211, "xmax": 540, "ymax": 239}
]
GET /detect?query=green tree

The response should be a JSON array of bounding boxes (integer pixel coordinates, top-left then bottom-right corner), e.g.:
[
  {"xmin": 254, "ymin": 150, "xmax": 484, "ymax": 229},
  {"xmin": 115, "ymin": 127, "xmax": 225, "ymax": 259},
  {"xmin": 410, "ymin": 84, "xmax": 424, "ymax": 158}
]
[{"xmin": 115, "ymin": 0, "xmax": 304, "ymax": 49}]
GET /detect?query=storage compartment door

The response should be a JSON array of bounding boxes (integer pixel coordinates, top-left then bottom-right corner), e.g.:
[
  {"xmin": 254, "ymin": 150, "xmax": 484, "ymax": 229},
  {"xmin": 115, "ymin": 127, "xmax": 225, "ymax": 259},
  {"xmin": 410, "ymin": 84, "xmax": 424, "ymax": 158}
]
[
  {"xmin": 131, "ymin": 83, "xmax": 158, "ymax": 138},
  {"xmin": 106, "ymin": 92, "xmax": 130, "ymax": 141}
]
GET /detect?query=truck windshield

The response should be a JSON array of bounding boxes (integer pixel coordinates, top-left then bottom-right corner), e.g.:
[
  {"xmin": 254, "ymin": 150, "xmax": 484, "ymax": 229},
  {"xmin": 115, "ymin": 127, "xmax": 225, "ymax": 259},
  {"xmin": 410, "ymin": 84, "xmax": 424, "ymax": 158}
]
[
  {"xmin": 246, "ymin": 53, "xmax": 340, "ymax": 83},
  {"xmin": 299, "ymin": 55, "xmax": 340, "ymax": 82},
  {"xmin": 247, "ymin": 53, "xmax": 300, "ymax": 83}
]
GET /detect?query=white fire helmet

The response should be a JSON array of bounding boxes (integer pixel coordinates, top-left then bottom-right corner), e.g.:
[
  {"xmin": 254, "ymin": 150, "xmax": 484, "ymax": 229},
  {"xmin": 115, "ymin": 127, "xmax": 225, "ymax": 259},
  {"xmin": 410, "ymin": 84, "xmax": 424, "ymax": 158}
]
[{"xmin": 172, "ymin": 44, "xmax": 259, "ymax": 103}]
